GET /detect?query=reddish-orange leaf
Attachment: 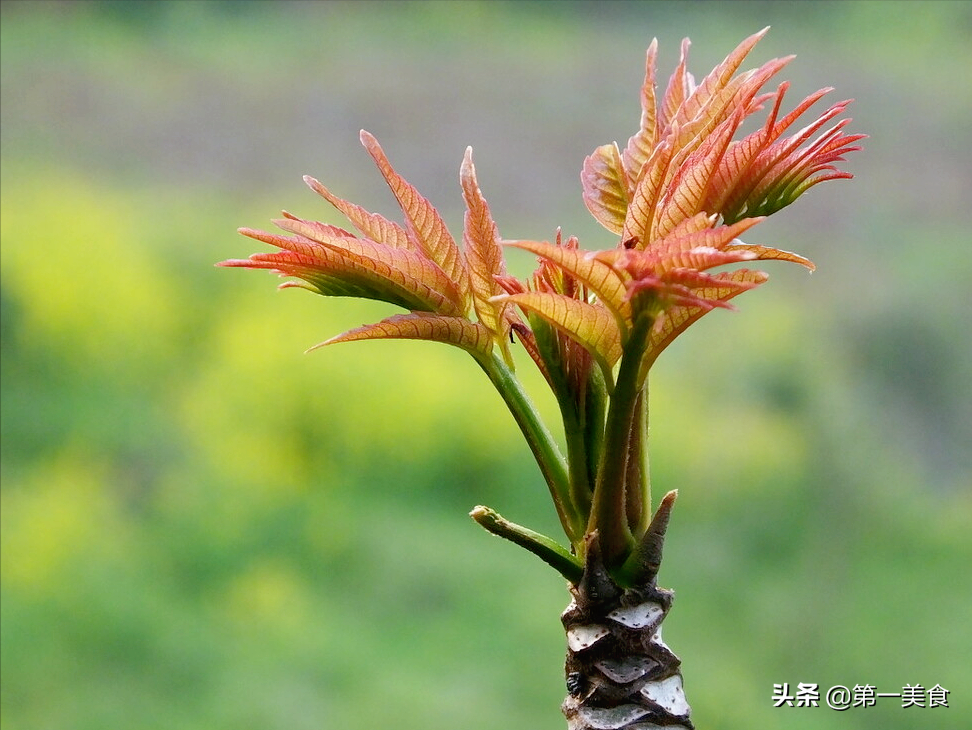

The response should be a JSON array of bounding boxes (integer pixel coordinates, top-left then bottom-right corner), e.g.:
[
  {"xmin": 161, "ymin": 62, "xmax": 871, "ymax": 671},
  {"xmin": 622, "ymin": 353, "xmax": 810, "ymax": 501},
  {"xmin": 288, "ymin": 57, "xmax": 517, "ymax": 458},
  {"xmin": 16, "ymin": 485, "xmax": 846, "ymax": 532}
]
[
  {"xmin": 225, "ymin": 235, "xmax": 430, "ymax": 312},
  {"xmin": 660, "ymin": 266, "xmax": 757, "ymax": 299},
  {"xmin": 746, "ymin": 115, "xmax": 862, "ymax": 210},
  {"xmin": 659, "ymin": 38, "xmax": 692, "ymax": 134},
  {"xmin": 677, "ymin": 28, "xmax": 768, "ymax": 125},
  {"xmin": 504, "ymin": 239, "xmax": 630, "ymax": 327},
  {"xmin": 664, "ymin": 211, "xmax": 717, "ymax": 239},
  {"xmin": 725, "ymin": 243, "xmax": 815, "ymax": 270},
  {"xmin": 460, "ymin": 147, "xmax": 509, "ymax": 339},
  {"xmin": 359, "ymin": 131, "xmax": 471, "ymax": 310},
  {"xmin": 640, "ymin": 268, "xmax": 769, "ymax": 376},
  {"xmin": 235, "ymin": 225, "xmax": 463, "ymax": 317},
  {"xmin": 496, "ymin": 291, "xmax": 622, "ymax": 380},
  {"xmin": 621, "ymin": 138, "xmax": 674, "ymax": 249},
  {"xmin": 665, "ymin": 246, "xmax": 759, "ymax": 274},
  {"xmin": 651, "ymin": 110, "xmax": 741, "ymax": 240},
  {"xmin": 272, "ymin": 216, "xmax": 466, "ymax": 314},
  {"xmin": 621, "ymin": 38, "xmax": 659, "ymax": 193},
  {"xmin": 313, "ymin": 312, "xmax": 493, "ymax": 357},
  {"xmin": 581, "ymin": 142, "xmax": 629, "ymax": 235},
  {"xmin": 303, "ymin": 175, "xmax": 414, "ymax": 251},
  {"xmin": 646, "ymin": 216, "xmax": 764, "ymax": 263}
]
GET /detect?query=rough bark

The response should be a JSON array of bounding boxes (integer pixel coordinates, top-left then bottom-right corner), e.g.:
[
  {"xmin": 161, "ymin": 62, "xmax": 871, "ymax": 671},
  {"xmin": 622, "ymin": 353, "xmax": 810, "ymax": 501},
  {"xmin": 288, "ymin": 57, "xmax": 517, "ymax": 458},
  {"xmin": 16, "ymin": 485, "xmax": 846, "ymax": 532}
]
[{"xmin": 561, "ymin": 533, "xmax": 692, "ymax": 730}]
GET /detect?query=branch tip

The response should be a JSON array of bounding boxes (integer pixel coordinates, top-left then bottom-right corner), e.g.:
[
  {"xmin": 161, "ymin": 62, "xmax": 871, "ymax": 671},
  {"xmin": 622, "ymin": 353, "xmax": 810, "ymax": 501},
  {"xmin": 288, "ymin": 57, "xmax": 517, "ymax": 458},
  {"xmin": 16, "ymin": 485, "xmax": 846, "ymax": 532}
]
[
  {"xmin": 471, "ymin": 505, "xmax": 583, "ymax": 583},
  {"xmin": 619, "ymin": 489, "xmax": 679, "ymax": 586}
]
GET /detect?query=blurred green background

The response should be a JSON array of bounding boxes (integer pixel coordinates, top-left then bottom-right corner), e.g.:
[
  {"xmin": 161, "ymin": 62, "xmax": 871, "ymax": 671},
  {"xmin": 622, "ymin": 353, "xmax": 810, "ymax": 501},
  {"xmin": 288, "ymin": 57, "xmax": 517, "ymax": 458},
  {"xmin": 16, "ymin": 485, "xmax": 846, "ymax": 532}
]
[{"xmin": 2, "ymin": 1, "xmax": 970, "ymax": 728}]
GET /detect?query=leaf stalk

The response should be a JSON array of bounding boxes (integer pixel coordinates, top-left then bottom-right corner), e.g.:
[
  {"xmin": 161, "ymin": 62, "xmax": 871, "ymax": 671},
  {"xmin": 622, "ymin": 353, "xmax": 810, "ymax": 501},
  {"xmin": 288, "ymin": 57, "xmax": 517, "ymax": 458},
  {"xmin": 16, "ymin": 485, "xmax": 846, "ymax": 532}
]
[
  {"xmin": 470, "ymin": 505, "xmax": 584, "ymax": 583},
  {"xmin": 587, "ymin": 313, "xmax": 654, "ymax": 567},
  {"xmin": 476, "ymin": 352, "xmax": 582, "ymax": 542}
]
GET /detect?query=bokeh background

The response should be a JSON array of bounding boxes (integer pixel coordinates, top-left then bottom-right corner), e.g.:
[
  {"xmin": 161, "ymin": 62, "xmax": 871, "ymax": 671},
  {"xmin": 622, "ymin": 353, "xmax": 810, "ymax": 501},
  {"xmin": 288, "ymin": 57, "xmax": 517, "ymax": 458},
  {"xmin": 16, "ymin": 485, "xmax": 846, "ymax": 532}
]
[{"xmin": 2, "ymin": 1, "xmax": 970, "ymax": 728}]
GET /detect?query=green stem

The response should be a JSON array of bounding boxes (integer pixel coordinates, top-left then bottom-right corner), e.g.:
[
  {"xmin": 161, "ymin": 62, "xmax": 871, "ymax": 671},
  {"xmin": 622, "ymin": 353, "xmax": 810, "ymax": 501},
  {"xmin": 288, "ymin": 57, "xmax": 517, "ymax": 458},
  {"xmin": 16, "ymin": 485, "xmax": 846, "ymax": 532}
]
[
  {"xmin": 476, "ymin": 353, "xmax": 580, "ymax": 542},
  {"xmin": 470, "ymin": 505, "xmax": 583, "ymax": 583},
  {"xmin": 625, "ymin": 389, "xmax": 651, "ymax": 536},
  {"xmin": 618, "ymin": 489, "xmax": 678, "ymax": 586},
  {"xmin": 563, "ymin": 405, "xmax": 593, "ymax": 530},
  {"xmin": 587, "ymin": 314, "xmax": 653, "ymax": 567}
]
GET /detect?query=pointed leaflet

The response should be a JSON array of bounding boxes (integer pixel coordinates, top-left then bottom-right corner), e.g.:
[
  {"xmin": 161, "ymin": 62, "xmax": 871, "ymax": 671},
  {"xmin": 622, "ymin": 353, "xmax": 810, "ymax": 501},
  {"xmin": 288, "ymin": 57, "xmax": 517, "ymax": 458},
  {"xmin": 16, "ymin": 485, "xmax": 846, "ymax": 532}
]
[
  {"xmin": 650, "ymin": 109, "xmax": 741, "ymax": 241},
  {"xmin": 621, "ymin": 38, "xmax": 659, "ymax": 194},
  {"xmin": 496, "ymin": 291, "xmax": 622, "ymax": 381},
  {"xmin": 745, "ymin": 118, "xmax": 864, "ymax": 215},
  {"xmin": 621, "ymin": 137, "xmax": 673, "ymax": 249},
  {"xmin": 725, "ymin": 242, "xmax": 814, "ymax": 270},
  {"xmin": 272, "ymin": 216, "xmax": 466, "ymax": 315},
  {"xmin": 702, "ymin": 82, "xmax": 802, "ymax": 216},
  {"xmin": 460, "ymin": 147, "xmax": 510, "ymax": 339},
  {"xmin": 233, "ymin": 227, "xmax": 463, "ymax": 316},
  {"xmin": 663, "ymin": 210, "xmax": 716, "ymax": 238},
  {"xmin": 635, "ymin": 216, "xmax": 764, "ymax": 269},
  {"xmin": 359, "ymin": 131, "xmax": 471, "ymax": 311},
  {"xmin": 659, "ymin": 38, "xmax": 692, "ymax": 134},
  {"xmin": 313, "ymin": 312, "xmax": 493, "ymax": 358},
  {"xmin": 625, "ymin": 268, "xmax": 751, "ymax": 315},
  {"xmin": 716, "ymin": 89, "xmax": 859, "ymax": 221},
  {"xmin": 582, "ymin": 142, "xmax": 629, "ymax": 234},
  {"xmin": 640, "ymin": 268, "xmax": 768, "ymax": 376},
  {"xmin": 221, "ymin": 249, "xmax": 407, "ymax": 304},
  {"xmin": 669, "ymin": 55, "xmax": 791, "ymax": 164},
  {"xmin": 663, "ymin": 246, "xmax": 760, "ymax": 274},
  {"xmin": 743, "ymin": 111, "xmax": 848, "ymax": 199},
  {"xmin": 674, "ymin": 27, "xmax": 769, "ymax": 129},
  {"xmin": 495, "ymin": 276, "xmax": 554, "ymax": 382},
  {"xmin": 504, "ymin": 239, "xmax": 630, "ymax": 329},
  {"xmin": 303, "ymin": 175, "xmax": 414, "ymax": 251},
  {"xmin": 653, "ymin": 266, "xmax": 759, "ymax": 305}
]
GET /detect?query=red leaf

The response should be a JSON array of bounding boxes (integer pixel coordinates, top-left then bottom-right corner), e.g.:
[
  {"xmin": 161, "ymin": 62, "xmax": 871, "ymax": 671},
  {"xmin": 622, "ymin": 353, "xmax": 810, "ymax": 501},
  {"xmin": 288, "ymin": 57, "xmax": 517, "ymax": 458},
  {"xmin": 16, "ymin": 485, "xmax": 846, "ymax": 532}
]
[
  {"xmin": 622, "ymin": 38, "xmax": 659, "ymax": 193},
  {"xmin": 234, "ymin": 226, "xmax": 463, "ymax": 316},
  {"xmin": 659, "ymin": 38, "xmax": 692, "ymax": 134},
  {"xmin": 504, "ymin": 239, "xmax": 631, "ymax": 328},
  {"xmin": 582, "ymin": 142, "xmax": 629, "ymax": 234},
  {"xmin": 313, "ymin": 312, "xmax": 493, "ymax": 357},
  {"xmin": 674, "ymin": 27, "xmax": 770, "ymax": 129},
  {"xmin": 272, "ymin": 216, "xmax": 466, "ymax": 314},
  {"xmin": 460, "ymin": 147, "xmax": 510, "ymax": 340},
  {"xmin": 360, "ymin": 131, "xmax": 471, "ymax": 310},
  {"xmin": 496, "ymin": 291, "xmax": 622, "ymax": 379},
  {"xmin": 640, "ymin": 268, "xmax": 769, "ymax": 374},
  {"xmin": 651, "ymin": 111, "xmax": 741, "ymax": 239},
  {"xmin": 303, "ymin": 175, "xmax": 414, "ymax": 251},
  {"xmin": 621, "ymin": 139, "xmax": 674, "ymax": 249}
]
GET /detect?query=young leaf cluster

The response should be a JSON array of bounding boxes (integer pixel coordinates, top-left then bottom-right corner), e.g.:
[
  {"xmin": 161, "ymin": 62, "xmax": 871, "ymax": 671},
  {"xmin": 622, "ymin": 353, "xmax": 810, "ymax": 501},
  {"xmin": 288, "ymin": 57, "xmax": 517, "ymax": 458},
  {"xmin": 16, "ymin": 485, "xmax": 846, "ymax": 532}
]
[{"xmin": 220, "ymin": 28, "xmax": 863, "ymax": 584}]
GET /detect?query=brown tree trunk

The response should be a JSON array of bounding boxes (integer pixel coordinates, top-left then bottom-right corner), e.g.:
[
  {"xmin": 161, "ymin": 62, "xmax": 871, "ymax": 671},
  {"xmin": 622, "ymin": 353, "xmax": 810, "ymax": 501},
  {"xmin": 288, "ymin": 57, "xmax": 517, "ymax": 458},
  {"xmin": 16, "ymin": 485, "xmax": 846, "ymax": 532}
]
[{"xmin": 560, "ymin": 534, "xmax": 692, "ymax": 729}]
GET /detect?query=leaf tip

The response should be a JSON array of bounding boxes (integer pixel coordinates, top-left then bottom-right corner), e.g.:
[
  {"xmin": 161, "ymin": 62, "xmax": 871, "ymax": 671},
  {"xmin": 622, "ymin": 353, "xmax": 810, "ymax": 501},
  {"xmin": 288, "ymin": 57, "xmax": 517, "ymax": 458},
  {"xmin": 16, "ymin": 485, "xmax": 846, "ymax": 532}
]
[
  {"xmin": 359, "ymin": 130, "xmax": 385, "ymax": 161},
  {"xmin": 460, "ymin": 145, "xmax": 475, "ymax": 181}
]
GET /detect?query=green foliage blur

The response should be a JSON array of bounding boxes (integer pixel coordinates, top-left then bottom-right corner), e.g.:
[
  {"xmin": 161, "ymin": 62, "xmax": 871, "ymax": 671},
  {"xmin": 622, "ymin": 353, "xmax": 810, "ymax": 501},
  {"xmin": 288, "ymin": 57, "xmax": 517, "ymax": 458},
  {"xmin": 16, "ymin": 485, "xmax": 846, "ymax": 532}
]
[{"xmin": 2, "ymin": 1, "xmax": 970, "ymax": 728}]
